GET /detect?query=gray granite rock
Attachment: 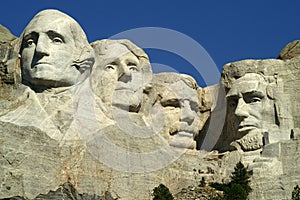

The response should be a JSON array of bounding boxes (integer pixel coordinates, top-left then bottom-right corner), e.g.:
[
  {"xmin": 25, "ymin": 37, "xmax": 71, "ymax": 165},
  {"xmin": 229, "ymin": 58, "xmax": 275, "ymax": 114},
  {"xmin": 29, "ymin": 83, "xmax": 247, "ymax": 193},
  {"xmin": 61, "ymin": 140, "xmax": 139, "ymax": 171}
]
[
  {"xmin": 278, "ymin": 40, "xmax": 300, "ymax": 60},
  {"xmin": 0, "ymin": 24, "xmax": 16, "ymax": 42},
  {"xmin": 0, "ymin": 24, "xmax": 20, "ymax": 85},
  {"xmin": 1, "ymin": 9, "xmax": 300, "ymax": 200}
]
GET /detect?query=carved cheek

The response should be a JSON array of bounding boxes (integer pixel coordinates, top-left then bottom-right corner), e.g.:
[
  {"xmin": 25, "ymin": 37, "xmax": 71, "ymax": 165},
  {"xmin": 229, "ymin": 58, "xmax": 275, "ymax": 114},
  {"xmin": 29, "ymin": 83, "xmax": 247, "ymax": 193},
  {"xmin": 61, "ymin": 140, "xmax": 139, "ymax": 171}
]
[
  {"xmin": 21, "ymin": 48, "xmax": 35, "ymax": 68},
  {"xmin": 166, "ymin": 107, "xmax": 180, "ymax": 123},
  {"xmin": 162, "ymin": 107, "xmax": 180, "ymax": 134},
  {"xmin": 248, "ymin": 104, "xmax": 263, "ymax": 121},
  {"xmin": 100, "ymin": 71, "xmax": 118, "ymax": 87}
]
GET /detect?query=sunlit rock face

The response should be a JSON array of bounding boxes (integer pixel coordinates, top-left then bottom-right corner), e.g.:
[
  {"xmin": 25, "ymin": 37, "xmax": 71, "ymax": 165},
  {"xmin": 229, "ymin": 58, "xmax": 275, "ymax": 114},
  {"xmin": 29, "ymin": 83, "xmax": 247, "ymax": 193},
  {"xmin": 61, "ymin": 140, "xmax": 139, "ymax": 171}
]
[
  {"xmin": 90, "ymin": 39, "xmax": 152, "ymax": 115},
  {"xmin": 20, "ymin": 9, "xmax": 94, "ymax": 90},
  {"xmin": 214, "ymin": 58, "xmax": 295, "ymax": 152},
  {"xmin": 225, "ymin": 73, "xmax": 276, "ymax": 151},
  {"xmin": 1, "ymin": 9, "xmax": 300, "ymax": 200},
  {"xmin": 150, "ymin": 73, "xmax": 202, "ymax": 149}
]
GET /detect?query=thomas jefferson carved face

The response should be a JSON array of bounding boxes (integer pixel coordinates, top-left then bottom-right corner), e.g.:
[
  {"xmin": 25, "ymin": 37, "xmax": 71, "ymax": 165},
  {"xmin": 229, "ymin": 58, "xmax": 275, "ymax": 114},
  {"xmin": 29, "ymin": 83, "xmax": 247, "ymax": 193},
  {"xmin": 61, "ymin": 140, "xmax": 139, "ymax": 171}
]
[
  {"xmin": 91, "ymin": 41, "xmax": 144, "ymax": 112},
  {"xmin": 21, "ymin": 10, "xmax": 92, "ymax": 88},
  {"xmin": 226, "ymin": 73, "xmax": 274, "ymax": 150}
]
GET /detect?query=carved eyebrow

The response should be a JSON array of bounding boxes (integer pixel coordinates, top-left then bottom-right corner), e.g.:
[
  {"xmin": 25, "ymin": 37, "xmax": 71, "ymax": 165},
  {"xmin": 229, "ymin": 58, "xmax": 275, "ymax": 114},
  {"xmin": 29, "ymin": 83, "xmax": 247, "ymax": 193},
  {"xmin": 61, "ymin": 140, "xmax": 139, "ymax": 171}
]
[
  {"xmin": 46, "ymin": 30, "xmax": 65, "ymax": 42},
  {"xmin": 226, "ymin": 93, "xmax": 239, "ymax": 99},
  {"xmin": 226, "ymin": 95, "xmax": 239, "ymax": 102},
  {"xmin": 23, "ymin": 31, "xmax": 38, "ymax": 40},
  {"xmin": 243, "ymin": 90, "xmax": 265, "ymax": 98},
  {"xmin": 226, "ymin": 90, "xmax": 265, "ymax": 99}
]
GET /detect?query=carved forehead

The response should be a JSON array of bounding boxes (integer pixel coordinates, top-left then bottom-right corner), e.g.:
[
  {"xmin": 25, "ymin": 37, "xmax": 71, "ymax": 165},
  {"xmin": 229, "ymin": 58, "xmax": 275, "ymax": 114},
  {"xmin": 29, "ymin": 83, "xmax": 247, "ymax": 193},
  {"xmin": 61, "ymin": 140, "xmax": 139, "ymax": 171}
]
[
  {"xmin": 154, "ymin": 73, "xmax": 199, "ymax": 102},
  {"xmin": 96, "ymin": 42, "xmax": 137, "ymax": 61},
  {"xmin": 22, "ymin": 9, "xmax": 89, "ymax": 47},
  {"xmin": 25, "ymin": 10, "xmax": 72, "ymax": 31},
  {"xmin": 92, "ymin": 40, "xmax": 148, "ymax": 60},
  {"xmin": 227, "ymin": 73, "xmax": 267, "ymax": 97}
]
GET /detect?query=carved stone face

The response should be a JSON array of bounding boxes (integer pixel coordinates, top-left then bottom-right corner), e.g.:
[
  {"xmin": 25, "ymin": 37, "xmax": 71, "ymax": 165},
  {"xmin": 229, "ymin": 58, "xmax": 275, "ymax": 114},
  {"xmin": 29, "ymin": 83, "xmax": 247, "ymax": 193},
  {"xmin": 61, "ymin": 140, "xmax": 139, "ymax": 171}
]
[
  {"xmin": 21, "ymin": 12, "xmax": 80, "ymax": 87},
  {"xmin": 153, "ymin": 79, "xmax": 200, "ymax": 149},
  {"xmin": 91, "ymin": 43, "xmax": 143, "ymax": 111},
  {"xmin": 226, "ymin": 73, "xmax": 274, "ymax": 150}
]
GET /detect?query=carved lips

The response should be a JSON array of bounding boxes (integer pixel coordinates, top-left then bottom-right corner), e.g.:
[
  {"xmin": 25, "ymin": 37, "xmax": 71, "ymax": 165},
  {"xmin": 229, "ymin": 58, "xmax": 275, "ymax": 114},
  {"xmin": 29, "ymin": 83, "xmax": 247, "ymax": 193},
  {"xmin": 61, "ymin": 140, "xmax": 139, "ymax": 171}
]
[{"xmin": 237, "ymin": 119, "xmax": 260, "ymax": 133}]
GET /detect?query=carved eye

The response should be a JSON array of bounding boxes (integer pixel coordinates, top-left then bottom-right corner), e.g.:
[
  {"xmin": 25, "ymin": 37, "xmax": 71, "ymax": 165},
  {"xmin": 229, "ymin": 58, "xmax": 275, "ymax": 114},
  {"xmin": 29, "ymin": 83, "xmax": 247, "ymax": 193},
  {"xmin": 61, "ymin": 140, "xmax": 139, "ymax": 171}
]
[
  {"xmin": 249, "ymin": 97, "xmax": 262, "ymax": 104},
  {"xmin": 127, "ymin": 62, "xmax": 138, "ymax": 71},
  {"xmin": 52, "ymin": 37, "xmax": 63, "ymax": 44},
  {"xmin": 105, "ymin": 64, "xmax": 116, "ymax": 71},
  {"xmin": 161, "ymin": 99, "xmax": 180, "ymax": 108},
  {"xmin": 26, "ymin": 39, "xmax": 35, "ymax": 47}
]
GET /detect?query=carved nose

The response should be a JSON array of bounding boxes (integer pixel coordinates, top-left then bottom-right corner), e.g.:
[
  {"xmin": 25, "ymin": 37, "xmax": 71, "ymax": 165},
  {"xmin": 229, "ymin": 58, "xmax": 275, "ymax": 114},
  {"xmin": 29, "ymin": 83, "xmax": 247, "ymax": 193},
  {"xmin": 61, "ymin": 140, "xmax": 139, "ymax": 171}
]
[
  {"xmin": 180, "ymin": 101, "xmax": 195, "ymax": 125},
  {"xmin": 35, "ymin": 36, "xmax": 50, "ymax": 56},
  {"xmin": 118, "ymin": 64, "xmax": 132, "ymax": 83},
  {"xmin": 235, "ymin": 98, "xmax": 249, "ymax": 118}
]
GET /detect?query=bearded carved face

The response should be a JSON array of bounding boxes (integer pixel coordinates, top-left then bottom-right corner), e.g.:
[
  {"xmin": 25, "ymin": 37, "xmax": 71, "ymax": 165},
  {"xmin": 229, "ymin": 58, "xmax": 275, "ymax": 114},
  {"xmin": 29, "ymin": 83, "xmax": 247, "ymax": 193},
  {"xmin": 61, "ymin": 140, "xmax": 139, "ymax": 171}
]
[{"xmin": 226, "ymin": 73, "xmax": 275, "ymax": 151}]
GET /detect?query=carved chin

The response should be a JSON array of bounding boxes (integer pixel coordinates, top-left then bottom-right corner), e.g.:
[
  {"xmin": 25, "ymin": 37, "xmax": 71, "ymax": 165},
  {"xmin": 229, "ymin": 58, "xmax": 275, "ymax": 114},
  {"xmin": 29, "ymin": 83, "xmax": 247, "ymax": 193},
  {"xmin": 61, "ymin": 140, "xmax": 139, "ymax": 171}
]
[{"xmin": 236, "ymin": 132, "xmax": 263, "ymax": 151}]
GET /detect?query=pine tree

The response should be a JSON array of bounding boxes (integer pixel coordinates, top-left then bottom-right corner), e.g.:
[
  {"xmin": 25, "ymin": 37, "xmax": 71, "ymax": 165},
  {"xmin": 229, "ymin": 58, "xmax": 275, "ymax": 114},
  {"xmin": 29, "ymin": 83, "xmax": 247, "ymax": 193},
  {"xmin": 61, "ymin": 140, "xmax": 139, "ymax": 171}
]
[
  {"xmin": 292, "ymin": 185, "xmax": 300, "ymax": 200},
  {"xmin": 225, "ymin": 183, "xmax": 247, "ymax": 200},
  {"xmin": 152, "ymin": 184, "xmax": 174, "ymax": 200},
  {"xmin": 230, "ymin": 161, "xmax": 252, "ymax": 195},
  {"xmin": 210, "ymin": 161, "xmax": 252, "ymax": 199}
]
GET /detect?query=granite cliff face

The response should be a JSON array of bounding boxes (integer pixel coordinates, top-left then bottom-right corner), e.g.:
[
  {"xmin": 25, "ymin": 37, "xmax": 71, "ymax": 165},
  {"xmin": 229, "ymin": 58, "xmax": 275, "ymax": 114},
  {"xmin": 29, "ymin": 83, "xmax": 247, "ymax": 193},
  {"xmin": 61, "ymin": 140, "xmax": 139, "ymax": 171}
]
[{"xmin": 0, "ymin": 9, "xmax": 300, "ymax": 200}]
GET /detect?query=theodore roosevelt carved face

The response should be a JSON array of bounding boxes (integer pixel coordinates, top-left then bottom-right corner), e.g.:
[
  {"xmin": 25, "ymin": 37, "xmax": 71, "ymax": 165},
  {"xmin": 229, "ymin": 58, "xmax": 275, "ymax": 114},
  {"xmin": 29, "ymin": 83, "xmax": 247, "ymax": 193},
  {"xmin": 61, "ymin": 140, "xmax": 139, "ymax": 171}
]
[
  {"xmin": 151, "ymin": 73, "xmax": 200, "ymax": 149},
  {"xmin": 20, "ymin": 9, "xmax": 93, "ymax": 89}
]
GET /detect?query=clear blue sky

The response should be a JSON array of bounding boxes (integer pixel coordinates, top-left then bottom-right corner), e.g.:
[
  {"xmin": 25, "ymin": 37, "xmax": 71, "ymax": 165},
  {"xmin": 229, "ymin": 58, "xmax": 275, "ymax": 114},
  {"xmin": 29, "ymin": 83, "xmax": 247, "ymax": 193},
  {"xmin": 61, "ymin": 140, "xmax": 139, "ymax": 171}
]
[{"xmin": 1, "ymin": 0, "xmax": 299, "ymax": 86}]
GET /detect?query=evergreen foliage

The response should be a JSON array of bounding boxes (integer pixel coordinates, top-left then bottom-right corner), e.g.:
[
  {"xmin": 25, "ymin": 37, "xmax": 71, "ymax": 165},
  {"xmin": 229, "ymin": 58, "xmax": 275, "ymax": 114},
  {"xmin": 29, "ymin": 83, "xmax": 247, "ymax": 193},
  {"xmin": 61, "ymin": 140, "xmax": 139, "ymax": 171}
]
[
  {"xmin": 152, "ymin": 184, "xmax": 174, "ymax": 200},
  {"xmin": 225, "ymin": 183, "xmax": 247, "ymax": 200},
  {"xmin": 230, "ymin": 161, "xmax": 252, "ymax": 195},
  {"xmin": 292, "ymin": 185, "xmax": 300, "ymax": 200},
  {"xmin": 210, "ymin": 161, "xmax": 252, "ymax": 200}
]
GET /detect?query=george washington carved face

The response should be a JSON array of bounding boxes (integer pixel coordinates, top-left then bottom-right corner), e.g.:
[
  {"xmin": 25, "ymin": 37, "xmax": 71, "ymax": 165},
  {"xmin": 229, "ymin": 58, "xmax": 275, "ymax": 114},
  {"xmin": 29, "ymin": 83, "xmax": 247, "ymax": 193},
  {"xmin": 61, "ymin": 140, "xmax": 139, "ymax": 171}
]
[{"xmin": 21, "ymin": 9, "xmax": 93, "ymax": 89}]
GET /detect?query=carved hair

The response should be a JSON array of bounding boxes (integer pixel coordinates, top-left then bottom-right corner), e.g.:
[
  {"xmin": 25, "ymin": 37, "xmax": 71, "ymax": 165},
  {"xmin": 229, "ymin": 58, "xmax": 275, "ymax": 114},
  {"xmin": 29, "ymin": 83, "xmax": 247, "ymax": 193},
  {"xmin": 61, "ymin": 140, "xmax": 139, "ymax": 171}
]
[
  {"xmin": 20, "ymin": 9, "xmax": 94, "ymax": 73},
  {"xmin": 153, "ymin": 72, "xmax": 198, "ymax": 90},
  {"xmin": 91, "ymin": 39, "xmax": 152, "ymax": 84},
  {"xmin": 227, "ymin": 72, "xmax": 293, "ymax": 129}
]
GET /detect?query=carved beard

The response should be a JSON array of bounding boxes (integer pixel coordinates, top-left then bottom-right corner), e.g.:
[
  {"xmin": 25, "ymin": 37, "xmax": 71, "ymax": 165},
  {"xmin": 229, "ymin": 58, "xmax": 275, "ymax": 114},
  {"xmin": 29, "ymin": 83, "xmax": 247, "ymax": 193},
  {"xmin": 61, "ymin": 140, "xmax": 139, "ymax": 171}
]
[{"xmin": 235, "ymin": 130, "xmax": 263, "ymax": 151}]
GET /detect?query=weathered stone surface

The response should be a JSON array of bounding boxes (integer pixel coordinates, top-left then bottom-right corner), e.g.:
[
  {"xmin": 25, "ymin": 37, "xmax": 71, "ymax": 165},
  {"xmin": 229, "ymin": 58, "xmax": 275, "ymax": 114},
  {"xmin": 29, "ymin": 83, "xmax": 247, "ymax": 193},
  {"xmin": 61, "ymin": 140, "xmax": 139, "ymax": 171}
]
[
  {"xmin": 196, "ymin": 83, "xmax": 226, "ymax": 151},
  {"xmin": 5, "ymin": 182, "xmax": 112, "ymax": 200},
  {"xmin": 0, "ymin": 24, "xmax": 16, "ymax": 42},
  {"xmin": 0, "ymin": 24, "xmax": 20, "ymax": 85},
  {"xmin": 246, "ymin": 140, "xmax": 300, "ymax": 200},
  {"xmin": 278, "ymin": 40, "xmax": 300, "ymax": 60},
  {"xmin": 1, "ymin": 9, "xmax": 300, "ymax": 200},
  {"xmin": 20, "ymin": 9, "xmax": 94, "ymax": 91},
  {"xmin": 150, "ymin": 73, "xmax": 202, "ymax": 149},
  {"xmin": 174, "ymin": 185, "xmax": 222, "ymax": 200},
  {"xmin": 90, "ymin": 39, "xmax": 151, "ymax": 115},
  {"xmin": 0, "ymin": 121, "xmax": 65, "ymax": 199},
  {"xmin": 215, "ymin": 57, "xmax": 298, "ymax": 152}
]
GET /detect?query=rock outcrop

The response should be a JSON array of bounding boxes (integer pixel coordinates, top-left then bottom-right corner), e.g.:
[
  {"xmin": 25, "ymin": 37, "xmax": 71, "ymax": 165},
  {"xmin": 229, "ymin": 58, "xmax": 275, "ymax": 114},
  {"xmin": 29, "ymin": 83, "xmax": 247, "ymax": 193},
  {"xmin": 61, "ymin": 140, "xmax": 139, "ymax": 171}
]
[{"xmin": 0, "ymin": 9, "xmax": 300, "ymax": 200}]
